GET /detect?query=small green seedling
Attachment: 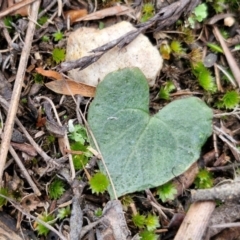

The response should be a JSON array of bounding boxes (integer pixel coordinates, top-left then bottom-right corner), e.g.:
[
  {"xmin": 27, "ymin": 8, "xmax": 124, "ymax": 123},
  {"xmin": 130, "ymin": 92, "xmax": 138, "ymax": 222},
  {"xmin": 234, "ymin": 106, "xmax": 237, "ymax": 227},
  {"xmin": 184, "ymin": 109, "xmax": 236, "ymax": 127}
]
[
  {"xmin": 35, "ymin": 212, "xmax": 56, "ymax": 236},
  {"xmin": 216, "ymin": 91, "xmax": 240, "ymax": 109},
  {"xmin": 158, "ymin": 81, "xmax": 176, "ymax": 100},
  {"xmin": 192, "ymin": 62, "xmax": 216, "ymax": 92},
  {"xmin": 145, "ymin": 214, "xmax": 160, "ymax": 231},
  {"xmin": 194, "ymin": 169, "xmax": 214, "ymax": 189},
  {"xmin": 139, "ymin": 230, "xmax": 158, "ymax": 240},
  {"xmin": 0, "ymin": 188, "xmax": 8, "ymax": 207},
  {"xmin": 132, "ymin": 213, "xmax": 160, "ymax": 230},
  {"xmin": 41, "ymin": 35, "xmax": 50, "ymax": 42},
  {"xmin": 33, "ymin": 73, "xmax": 44, "ymax": 84},
  {"xmin": 57, "ymin": 206, "xmax": 71, "ymax": 220},
  {"xmin": 89, "ymin": 172, "xmax": 109, "ymax": 195},
  {"xmin": 170, "ymin": 40, "xmax": 185, "ymax": 54},
  {"xmin": 68, "ymin": 123, "xmax": 88, "ymax": 144},
  {"xmin": 206, "ymin": 42, "xmax": 223, "ymax": 53},
  {"xmin": 94, "ymin": 208, "xmax": 103, "ymax": 217},
  {"xmin": 37, "ymin": 15, "xmax": 48, "ymax": 27},
  {"xmin": 48, "ymin": 178, "xmax": 65, "ymax": 199},
  {"xmin": 206, "ymin": 0, "xmax": 226, "ymax": 13},
  {"xmin": 156, "ymin": 181, "xmax": 177, "ymax": 202},
  {"xmin": 52, "ymin": 48, "xmax": 65, "ymax": 64},
  {"xmin": 188, "ymin": 3, "xmax": 208, "ymax": 28},
  {"xmin": 132, "ymin": 213, "xmax": 146, "ymax": 228},
  {"xmin": 52, "ymin": 31, "xmax": 64, "ymax": 42},
  {"xmin": 141, "ymin": 3, "xmax": 155, "ymax": 22}
]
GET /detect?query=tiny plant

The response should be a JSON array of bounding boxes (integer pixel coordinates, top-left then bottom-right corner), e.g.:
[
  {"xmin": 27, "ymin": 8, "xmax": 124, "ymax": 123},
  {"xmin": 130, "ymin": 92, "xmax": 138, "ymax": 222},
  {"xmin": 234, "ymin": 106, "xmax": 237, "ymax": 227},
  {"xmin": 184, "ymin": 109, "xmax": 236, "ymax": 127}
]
[
  {"xmin": 188, "ymin": 3, "xmax": 208, "ymax": 28},
  {"xmin": 0, "ymin": 188, "xmax": 8, "ymax": 207},
  {"xmin": 52, "ymin": 31, "xmax": 64, "ymax": 42},
  {"xmin": 3, "ymin": 16, "xmax": 13, "ymax": 32},
  {"xmin": 68, "ymin": 123, "xmax": 88, "ymax": 145},
  {"xmin": 158, "ymin": 81, "xmax": 176, "ymax": 100},
  {"xmin": 145, "ymin": 214, "xmax": 160, "ymax": 231},
  {"xmin": 159, "ymin": 42, "xmax": 171, "ymax": 60},
  {"xmin": 68, "ymin": 122, "xmax": 92, "ymax": 170},
  {"xmin": 52, "ymin": 48, "xmax": 65, "ymax": 64},
  {"xmin": 89, "ymin": 172, "xmax": 109, "ymax": 194},
  {"xmin": 33, "ymin": 73, "xmax": 44, "ymax": 84},
  {"xmin": 206, "ymin": 42, "xmax": 223, "ymax": 54},
  {"xmin": 41, "ymin": 35, "xmax": 50, "ymax": 42},
  {"xmin": 48, "ymin": 178, "xmax": 65, "ymax": 199},
  {"xmin": 57, "ymin": 206, "xmax": 71, "ymax": 220},
  {"xmin": 206, "ymin": 0, "xmax": 226, "ymax": 13},
  {"xmin": 38, "ymin": 15, "xmax": 48, "ymax": 26},
  {"xmin": 216, "ymin": 91, "xmax": 240, "ymax": 109},
  {"xmin": 139, "ymin": 230, "xmax": 158, "ymax": 240},
  {"xmin": 141, "ymin": 3, "xmax": 155, "ymax": 22},
  {"xmin": 132, "ymin": 213, "xmax": 160, "ymax": 231},
  {"xmin": 35, "ymin": 212, "xmax": 56, "ymax": 236},
  {"xmin": 192, "ymin": 62, "xmax": 216, "ymax": 92},
  {"xmin": 132, "ymin": 213, "xmax": 146, "ymax": 228},
  {"xmin": 94, "ymin": 208, "xmax": 103, "ymax": 217},
  {"xmin": 194, "ymin": 169, "xmax": 214, "ymax": 189},
  {"xmin": 156, "ymin": 181, "xmax": 177, "ymax": 202},
  {"xmin": 170, "ymin": 40, "xmax": 185, "ymax": 54}
]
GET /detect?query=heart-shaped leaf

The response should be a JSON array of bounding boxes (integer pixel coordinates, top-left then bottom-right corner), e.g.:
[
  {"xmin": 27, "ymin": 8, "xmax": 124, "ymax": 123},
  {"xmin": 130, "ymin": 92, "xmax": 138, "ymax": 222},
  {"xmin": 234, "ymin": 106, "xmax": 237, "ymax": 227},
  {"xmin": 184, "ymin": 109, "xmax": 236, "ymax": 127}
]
[{"xmin": 88, "ymin": 68, "xmax": 213, "ymax": 199}]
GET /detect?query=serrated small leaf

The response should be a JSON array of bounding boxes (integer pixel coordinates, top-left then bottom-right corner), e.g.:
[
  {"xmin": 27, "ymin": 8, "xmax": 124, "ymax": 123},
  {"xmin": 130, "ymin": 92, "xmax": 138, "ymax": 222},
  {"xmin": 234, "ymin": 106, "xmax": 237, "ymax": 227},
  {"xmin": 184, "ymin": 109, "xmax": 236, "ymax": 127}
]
[
  {"xmin": 157, "ymin": 182, "xmax": 177, "ymax": 202},
  {"xmin": 145, "ymin": 214, "xmax": 160, "ymax": 231},
  {"xmin": 89, "ymin": 172, "xmax": 109, "ymax": 194}
]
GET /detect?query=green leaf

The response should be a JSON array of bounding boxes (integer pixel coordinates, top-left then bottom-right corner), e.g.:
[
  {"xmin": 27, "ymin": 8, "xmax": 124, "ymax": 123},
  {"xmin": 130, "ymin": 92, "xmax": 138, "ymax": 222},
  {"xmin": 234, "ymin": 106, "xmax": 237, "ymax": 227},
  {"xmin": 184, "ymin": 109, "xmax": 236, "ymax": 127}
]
[
  {"xmin": 206, "ymin": 43, "xmax": 223, "ymax": 53},
  {"xmin": 68, "ymin": 124, "xmax": 87, "ymax": 144},
  {"xmin": 89, "ymin": 172, "xmax": 109, "ymax": 194},
  {"xmin": 88, "ymin": 68, "xmax": 213, "ymax": 198},
  {"xmin": 49, "ymin": 179, "xmax": 65, "ymax": 199},
  {"xmin": 52, "ymin": 48, "xmax": 65, "ymax": 64},
  {"xmin": 194, "ymin": 3, "xmax": 208, "ymax": 22},
  {"xmin": 157, "ymin": 182, "xmax": 177, "ymax": 202}
]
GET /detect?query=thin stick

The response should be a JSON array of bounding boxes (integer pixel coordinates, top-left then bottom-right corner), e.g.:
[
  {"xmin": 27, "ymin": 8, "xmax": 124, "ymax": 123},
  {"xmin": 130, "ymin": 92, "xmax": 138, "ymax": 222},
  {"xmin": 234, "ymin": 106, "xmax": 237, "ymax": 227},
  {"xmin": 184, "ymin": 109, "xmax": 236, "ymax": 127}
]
[
  {"xmin": 36, "ymin": 96, "xmax": 75, "ymax": 180},
  {"xmin": 0, "ymin": 96, "xmax": 58, "ymax": 165},
  {"xmin": 9, "ymin": 146, "xmax": 41, "ymax": 196},
  {"xmin": 0, "ymin": 194, "xmax": 67, "ymax": 240},
  {"xmin": 0, "ymin": 0, "xmax": 37, "ymax": 18},
  {"xmin": 0, "ymin": 0, "xmax": 41, "ymax": 185}
]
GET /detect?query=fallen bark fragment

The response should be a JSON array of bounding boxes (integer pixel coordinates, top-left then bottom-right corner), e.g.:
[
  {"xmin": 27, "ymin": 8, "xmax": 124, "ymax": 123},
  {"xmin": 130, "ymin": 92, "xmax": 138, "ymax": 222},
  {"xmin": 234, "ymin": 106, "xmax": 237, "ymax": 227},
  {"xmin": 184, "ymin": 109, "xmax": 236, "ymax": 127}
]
[
  {"xmin": 174, "ymin": 201, "xmax": 216, "ymax": 240},
  {"xmin": 191, "ymin": 181, "xmax": 240, "ymax": 202}
]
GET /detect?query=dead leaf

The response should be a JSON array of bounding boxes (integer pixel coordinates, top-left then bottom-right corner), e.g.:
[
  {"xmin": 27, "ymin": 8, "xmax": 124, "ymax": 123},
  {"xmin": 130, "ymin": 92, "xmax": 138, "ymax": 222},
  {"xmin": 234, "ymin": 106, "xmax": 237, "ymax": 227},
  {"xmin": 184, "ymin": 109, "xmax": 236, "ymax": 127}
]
[
  {"xmin": 21, "ymin": 194, "xmax": 45, "ymax": 212},
  {"xmin": 35, "ymin": 67, "xmax": 63, "ymax": 80},
  {"xmin": 8, "ymin": 0, "xmax": 32, "ymax": 17},
  {"xmin": 75, "ymin": 5, "xmax": 134, "ymax": 22},
  {"xmin": 63, "ymin": 9, "xmax": 88, "ymax": 24},
  {"xmin": 45, "ymin": 79, "xmax": 95, "ymax": 97}
]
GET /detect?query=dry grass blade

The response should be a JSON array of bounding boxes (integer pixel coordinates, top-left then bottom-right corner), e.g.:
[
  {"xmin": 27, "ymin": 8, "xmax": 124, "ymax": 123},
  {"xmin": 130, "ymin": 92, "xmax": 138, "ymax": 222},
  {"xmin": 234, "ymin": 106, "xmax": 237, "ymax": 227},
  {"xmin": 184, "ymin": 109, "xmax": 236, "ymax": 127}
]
[
  {"xmin": 0, "ymin": 0, "xmax": 41, "ymax": 185},
  {"xmin": 213, "ymin": 25, "xmax": 240, "ymax": 88},
  {"xmin": 74, "ymin": 5, "xmax": 134, "ymax": 22},
  {"xmin": 0, "ymin": 0, "xmax": 37, "ymax": 18}
]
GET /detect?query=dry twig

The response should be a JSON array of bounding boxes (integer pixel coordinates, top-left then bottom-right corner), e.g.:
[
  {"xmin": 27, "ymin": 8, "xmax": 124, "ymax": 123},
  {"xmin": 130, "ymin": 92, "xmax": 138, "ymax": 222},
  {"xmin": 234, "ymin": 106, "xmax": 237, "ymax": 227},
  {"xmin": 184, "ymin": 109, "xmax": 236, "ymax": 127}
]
[{"xmin": 0, "ymin": 0, "xmax": 41, "ymax": 185}]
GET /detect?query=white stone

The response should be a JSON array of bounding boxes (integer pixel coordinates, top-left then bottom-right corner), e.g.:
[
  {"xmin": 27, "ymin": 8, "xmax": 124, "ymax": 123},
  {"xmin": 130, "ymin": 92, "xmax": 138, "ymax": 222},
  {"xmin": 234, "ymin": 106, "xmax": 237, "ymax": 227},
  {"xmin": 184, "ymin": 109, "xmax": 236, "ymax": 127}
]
[{"xmin": 66, "ymin": 21, "xmax": 163, "ymax": 86}]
